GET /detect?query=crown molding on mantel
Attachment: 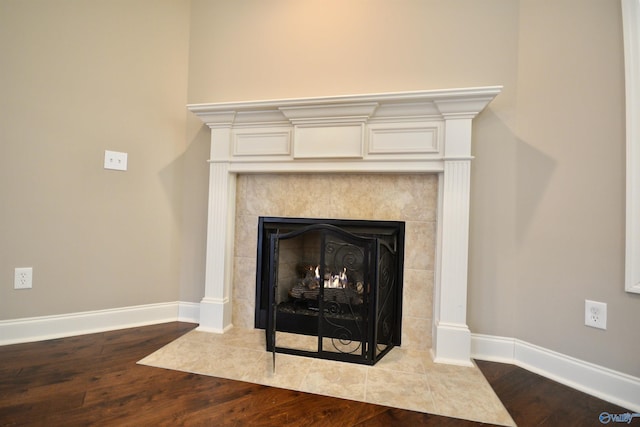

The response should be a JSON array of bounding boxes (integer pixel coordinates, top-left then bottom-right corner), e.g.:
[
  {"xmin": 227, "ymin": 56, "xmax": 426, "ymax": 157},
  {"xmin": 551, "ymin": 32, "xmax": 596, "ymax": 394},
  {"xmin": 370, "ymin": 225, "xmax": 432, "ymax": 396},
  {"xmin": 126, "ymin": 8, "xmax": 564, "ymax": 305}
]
[
  {"xmin": 188, "ymin": 86, "xmax": 503, "ymax": 128},
  {"xmin": 189, "ymin": 86, "xmax": 502, "ymax": 366}
]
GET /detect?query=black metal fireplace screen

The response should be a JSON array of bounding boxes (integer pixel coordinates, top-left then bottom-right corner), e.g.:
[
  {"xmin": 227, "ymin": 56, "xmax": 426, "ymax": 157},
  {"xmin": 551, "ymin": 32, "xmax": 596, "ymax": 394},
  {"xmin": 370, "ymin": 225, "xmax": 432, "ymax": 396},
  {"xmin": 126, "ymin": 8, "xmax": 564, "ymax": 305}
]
[{"xmin": 256, "ymin": 217, "xmax": 404, "ymax": 365}]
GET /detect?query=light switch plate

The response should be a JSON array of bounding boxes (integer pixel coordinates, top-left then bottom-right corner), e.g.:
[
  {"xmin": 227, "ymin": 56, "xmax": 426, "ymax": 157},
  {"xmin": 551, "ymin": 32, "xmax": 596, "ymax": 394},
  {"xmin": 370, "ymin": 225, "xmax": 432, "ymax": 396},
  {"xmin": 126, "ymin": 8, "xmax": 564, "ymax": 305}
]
[{"xmin": 104, "ymin": 150, "xmax": 128, "ymax": 171}]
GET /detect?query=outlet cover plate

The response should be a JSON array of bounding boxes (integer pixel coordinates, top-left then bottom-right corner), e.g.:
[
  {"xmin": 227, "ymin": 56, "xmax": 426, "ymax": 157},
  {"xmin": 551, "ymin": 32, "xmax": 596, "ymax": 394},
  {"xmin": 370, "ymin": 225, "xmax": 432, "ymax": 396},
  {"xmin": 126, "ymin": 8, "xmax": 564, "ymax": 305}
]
[
  {"xmin": 104, "ymin": 150, "xmax": 128, "ymax": 171},
  {"xmin": 585, "ymin": 299, "xmax": 607, "ymax": 330},
  {"xmin": 14, "ymin": 267, "xmax": 33, "ymax": 289}
]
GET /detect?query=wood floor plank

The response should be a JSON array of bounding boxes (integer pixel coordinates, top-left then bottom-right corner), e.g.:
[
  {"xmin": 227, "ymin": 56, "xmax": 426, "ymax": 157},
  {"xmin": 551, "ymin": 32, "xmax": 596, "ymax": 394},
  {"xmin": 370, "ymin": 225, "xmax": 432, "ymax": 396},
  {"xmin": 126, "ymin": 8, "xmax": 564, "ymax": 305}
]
[
  {"xmin": 0, "ymin": 392, "xmax": 86, "ymax": 426},
  {"xmin": 193, "ymin": 389, "xmax": 388, "ymax": 427},
  {"xmin": 353, "ymin": 409, "xmax": 487, "ymax": 426}
]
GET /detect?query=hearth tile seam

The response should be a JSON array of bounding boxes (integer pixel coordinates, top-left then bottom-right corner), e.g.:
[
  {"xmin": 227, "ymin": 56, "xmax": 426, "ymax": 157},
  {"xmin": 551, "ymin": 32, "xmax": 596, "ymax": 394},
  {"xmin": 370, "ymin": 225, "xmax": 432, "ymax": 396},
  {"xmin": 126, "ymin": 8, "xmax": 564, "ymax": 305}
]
[
  {"xmin": 422, "ymin": 373, "xmax": 440, "ymax": 416},
  {"xmin": 363, "ymin": 368, "xmax": 369, "ymax": 402}
]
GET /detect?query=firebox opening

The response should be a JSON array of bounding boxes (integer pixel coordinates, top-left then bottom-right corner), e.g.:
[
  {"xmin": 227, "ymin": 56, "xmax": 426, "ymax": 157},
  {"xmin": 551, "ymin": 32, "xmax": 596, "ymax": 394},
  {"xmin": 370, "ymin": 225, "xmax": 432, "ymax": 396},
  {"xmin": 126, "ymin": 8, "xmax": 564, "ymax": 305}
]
[{"xmin": 255, "ymin": 217, "xmax": 405, "ymax": 365}]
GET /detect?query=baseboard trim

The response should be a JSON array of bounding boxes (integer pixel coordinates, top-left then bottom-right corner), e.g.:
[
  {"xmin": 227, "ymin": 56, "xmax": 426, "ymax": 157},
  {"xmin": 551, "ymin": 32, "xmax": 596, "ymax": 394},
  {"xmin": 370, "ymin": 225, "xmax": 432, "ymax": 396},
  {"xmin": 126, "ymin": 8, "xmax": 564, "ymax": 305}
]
[
  {"xmin": 471, "ymin": 333, "xmax": 640, "ymax": 413},
  {"xmin": 0, "ymin": 301, "xmax": 199, "ymax": 346},
  {"xmin": 177, "ymin": 301, "xmax": 200, "ymax": 323}
]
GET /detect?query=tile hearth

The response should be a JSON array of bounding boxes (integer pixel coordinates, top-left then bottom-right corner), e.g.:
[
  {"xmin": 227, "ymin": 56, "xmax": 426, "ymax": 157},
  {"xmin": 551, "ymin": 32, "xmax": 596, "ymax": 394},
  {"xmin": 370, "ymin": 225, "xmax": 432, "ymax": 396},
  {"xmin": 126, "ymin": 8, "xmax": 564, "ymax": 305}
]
[{"xmin": 138, "ymin": 327, "xmax": 515, "ymax": 426}]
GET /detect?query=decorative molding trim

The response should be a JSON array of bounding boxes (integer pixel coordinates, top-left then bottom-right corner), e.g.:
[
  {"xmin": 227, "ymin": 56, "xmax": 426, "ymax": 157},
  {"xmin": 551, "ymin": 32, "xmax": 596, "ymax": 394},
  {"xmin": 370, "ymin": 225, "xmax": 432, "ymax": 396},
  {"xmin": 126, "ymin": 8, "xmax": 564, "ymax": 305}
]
[
  {"xmin": 198, "ymin": 296, "xmax": 233, "ymax": 333},
  {"xmin": 0, "ymin": 302, "xmax": 199, "ymax": 346},
  {"xmin": 368, "ymin": 122, "xmax": 441, "ymax": 155},
  {"xmin": 431, "ymin": 156, "xmax": 473, "ymax": 366},
  {"xmin": 224, "ymin": 159, "xmax": 447, "ymax": 174},
  {"xmin": 233, "ymin": 128, "xmax": 291, "ymax": 157},
  {"xmin": 432, "ymin": 321, "xmax": 473, "ymax": 366},
  {"xmin": 188, "ymin": 87, "xmax": 502, "ymax": 167},
  {"xmin": 201, "ymin": 160, "xmax": 236, "ymax": 332},
  {"xmin": 293, "ymin": 123, "xmax": 365, "ymax": 158},
  {"xmin": 187, "ymin": 87, "xmax": 503, "ymax": 120},
  {"xmin": 279, "ymin": 102, "xmax": 378, "ymax": 125},
  {"xmin": 622, "ymin": 0, "xmax": 640, "ymax": 294},
  {"xmin": 471, "ymin": 333, "xmax": 640, "ymax": 412}
]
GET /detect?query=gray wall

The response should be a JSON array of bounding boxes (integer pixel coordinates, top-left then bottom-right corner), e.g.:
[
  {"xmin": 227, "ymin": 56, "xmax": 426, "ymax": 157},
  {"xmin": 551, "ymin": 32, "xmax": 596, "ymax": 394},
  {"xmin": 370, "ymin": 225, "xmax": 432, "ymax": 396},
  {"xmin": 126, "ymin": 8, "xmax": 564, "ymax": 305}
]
[
  {"xmin": 2, "ymin": 0, "xmax": 638, "ymax": 378},
  {"xmin": 0, "ymin": 0, "xmax": 191, "ymax": 316}
]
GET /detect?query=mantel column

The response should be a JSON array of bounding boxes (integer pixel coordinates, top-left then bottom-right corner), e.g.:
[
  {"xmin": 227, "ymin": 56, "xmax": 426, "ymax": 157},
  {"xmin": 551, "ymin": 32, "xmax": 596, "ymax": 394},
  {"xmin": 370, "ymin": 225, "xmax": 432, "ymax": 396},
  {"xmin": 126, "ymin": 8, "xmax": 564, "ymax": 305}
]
[
  {"xmin": 433, "ymin": 117, "xmax": 474, "ymax": 365},
  {"xmin": 198, "ymin": 126, "xmax": 236, "ymax": 333}
]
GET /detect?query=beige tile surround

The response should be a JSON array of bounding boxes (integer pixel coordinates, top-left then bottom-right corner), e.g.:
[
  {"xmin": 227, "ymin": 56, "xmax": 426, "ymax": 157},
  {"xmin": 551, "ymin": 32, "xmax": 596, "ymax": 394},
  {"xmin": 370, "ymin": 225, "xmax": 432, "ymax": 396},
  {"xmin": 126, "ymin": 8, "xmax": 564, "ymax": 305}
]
[
  {"xmin": 138, "ymin": 328, "xmax": 515, "ymax": 426},
  {"xmin": 232, "ymin": 173, "xmax": 437, "ymax": 351}
]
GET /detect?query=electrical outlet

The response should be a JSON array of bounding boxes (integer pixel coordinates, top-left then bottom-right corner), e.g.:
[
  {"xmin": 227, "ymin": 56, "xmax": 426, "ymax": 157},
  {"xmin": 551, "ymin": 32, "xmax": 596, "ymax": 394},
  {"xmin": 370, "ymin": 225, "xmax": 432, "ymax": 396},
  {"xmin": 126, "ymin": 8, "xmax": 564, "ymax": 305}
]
[
  {"xmin": 14, "ymin": 267, "xmax": 33, "ymax": 289},
  {"xmin": 585, "ymin": 300, "xmax": 607, "ymax": 330},
  {"xmin": 104, "ymin": 150, "xmax": 128, "ymax": 171}
]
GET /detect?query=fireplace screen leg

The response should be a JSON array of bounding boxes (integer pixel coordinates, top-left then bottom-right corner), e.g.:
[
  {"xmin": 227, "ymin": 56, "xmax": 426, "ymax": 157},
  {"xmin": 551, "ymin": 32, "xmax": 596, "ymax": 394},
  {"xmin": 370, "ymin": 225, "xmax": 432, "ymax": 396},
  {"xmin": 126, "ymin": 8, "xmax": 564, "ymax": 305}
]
[
  {"xmin": 271, "ymin": 297, "xmax": 276, "ymax": 373},
  {"xmin": 270, "ymin": 236, "xmax": 279, "ymax": 373}
]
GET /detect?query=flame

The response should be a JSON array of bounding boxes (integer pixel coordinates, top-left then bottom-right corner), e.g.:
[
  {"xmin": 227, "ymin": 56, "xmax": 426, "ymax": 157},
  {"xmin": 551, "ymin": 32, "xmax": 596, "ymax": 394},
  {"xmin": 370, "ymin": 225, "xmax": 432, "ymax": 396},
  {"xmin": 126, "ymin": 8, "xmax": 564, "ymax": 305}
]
[{"xmin": 315, "ymin": 265, "xmax": 348, "ymax": 288}]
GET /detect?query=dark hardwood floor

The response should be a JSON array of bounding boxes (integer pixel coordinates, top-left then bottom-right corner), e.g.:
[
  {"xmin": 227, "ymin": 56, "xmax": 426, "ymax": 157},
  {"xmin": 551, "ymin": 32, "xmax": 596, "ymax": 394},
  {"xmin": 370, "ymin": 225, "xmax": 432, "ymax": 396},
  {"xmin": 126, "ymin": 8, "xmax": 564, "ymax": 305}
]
[{"xmin": 0, "ymin": 322, "xmax": 631, "ymax": 426}]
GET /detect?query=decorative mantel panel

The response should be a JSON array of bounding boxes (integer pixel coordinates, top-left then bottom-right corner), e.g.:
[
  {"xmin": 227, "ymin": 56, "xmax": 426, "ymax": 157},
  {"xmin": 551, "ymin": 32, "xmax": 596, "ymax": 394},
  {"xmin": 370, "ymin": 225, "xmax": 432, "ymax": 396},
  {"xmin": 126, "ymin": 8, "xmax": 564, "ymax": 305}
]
[{"xmin": 188, "ymin": 87, "xmax": 502, "ymax": 366}]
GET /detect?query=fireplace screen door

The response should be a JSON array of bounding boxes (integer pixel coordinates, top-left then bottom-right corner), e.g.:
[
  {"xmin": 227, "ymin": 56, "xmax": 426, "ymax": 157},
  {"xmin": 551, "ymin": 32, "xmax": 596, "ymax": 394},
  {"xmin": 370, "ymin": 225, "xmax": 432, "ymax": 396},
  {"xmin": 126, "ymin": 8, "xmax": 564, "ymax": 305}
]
[{"xmin": 265, "ymin": 222, "xmax": 400, "ymax": 365}]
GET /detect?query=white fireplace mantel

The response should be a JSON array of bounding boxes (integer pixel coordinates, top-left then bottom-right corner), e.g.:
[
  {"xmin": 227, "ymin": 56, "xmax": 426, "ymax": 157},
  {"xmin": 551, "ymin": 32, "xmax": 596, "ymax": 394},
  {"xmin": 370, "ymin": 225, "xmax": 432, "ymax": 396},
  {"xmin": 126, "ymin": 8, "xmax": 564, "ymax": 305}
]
[{"xmin": 188, "ymin": 86, "xmax": 502, "ymax": 366}]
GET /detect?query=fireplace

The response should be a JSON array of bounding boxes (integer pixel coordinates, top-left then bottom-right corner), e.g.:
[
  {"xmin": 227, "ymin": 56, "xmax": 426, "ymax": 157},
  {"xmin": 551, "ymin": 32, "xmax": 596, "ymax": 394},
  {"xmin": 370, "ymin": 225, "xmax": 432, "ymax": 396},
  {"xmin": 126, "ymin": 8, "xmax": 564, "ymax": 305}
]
[
  {"xmin": 188, "ymin": 86, "xmax": 501, "ymax": 366},
  {"xmin": 256, "ymin": 217, "xmax": 404, "ymax": 365}
]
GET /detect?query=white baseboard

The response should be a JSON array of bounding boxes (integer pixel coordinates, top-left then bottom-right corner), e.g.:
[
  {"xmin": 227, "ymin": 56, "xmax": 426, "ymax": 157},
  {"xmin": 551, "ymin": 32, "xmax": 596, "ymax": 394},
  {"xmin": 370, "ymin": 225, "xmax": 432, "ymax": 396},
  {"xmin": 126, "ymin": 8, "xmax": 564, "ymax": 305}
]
[
  {"xmin": 471, "ymin": 333, "xmax": 640, "ymax": 413},
  {"xmin": 0, "ymin": 301, "xmax": 199, "ymax": 346},
  {"xmin": 178, "ymin": 301, "xmax": 200, "ymax": 323}
]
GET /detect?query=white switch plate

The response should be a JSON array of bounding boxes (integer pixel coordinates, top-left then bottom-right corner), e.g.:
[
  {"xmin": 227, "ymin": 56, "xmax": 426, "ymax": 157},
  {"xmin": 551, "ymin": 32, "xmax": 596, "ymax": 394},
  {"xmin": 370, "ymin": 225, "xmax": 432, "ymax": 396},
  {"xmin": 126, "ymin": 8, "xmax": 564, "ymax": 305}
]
[{"xmin": 104, "ymin": 150, "xmax": 128, "ymax": 171}]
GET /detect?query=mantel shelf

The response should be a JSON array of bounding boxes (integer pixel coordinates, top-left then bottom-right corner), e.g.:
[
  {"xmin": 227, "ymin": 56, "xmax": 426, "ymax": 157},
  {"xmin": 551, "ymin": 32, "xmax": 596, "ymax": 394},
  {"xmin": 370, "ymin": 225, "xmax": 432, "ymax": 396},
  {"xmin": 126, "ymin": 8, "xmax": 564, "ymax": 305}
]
[{"xmin": 188, "ymin": 86, "xmax": 503, "ymax": 128}]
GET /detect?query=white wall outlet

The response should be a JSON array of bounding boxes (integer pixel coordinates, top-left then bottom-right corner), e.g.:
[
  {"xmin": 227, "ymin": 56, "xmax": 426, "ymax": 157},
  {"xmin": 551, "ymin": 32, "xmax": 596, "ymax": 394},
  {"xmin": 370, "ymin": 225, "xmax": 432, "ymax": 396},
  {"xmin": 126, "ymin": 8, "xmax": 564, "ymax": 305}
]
[
  {"xmin": 14, "ymin": 267, "xmax": 33, "ymax": 289},
  {"xmin": 585, "ymin": 300, "xmax": 607, "ymax": 330},
  {"xmin": 104, "ymin": 150, "xmax": 128, "ymax": 171}
]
